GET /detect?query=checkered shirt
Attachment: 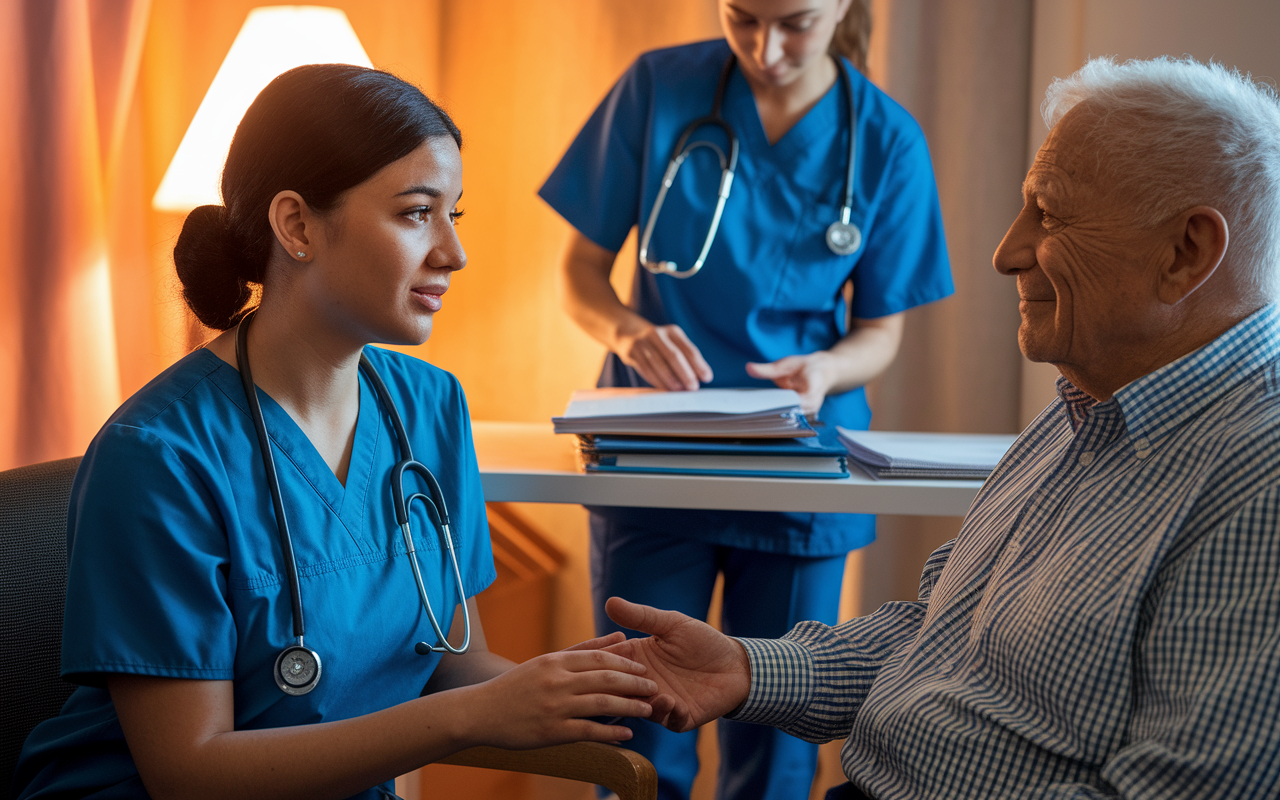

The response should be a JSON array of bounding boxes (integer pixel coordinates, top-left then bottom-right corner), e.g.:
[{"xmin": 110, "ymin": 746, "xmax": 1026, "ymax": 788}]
[{"xmin": 731, "ymin": 305, "xmax": 1280, "ymax": 799}]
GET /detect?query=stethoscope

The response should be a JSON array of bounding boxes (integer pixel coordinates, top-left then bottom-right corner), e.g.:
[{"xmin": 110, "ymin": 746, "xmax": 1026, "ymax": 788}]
[
  {"xmin": 234, "ymin": 309, "xmax": 471, "ymax": 697},
  {"xmin": 638, "ymin": 54, "xmax": 862, "ymax": 279}
]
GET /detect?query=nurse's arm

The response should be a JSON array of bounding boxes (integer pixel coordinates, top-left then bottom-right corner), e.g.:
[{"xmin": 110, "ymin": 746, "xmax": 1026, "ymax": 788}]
[
  {"xmin": 425, "ymin": 598, "xmax": 634, "ymax": 691},
  {"xmin": 561, "ymin": 230, "xmax": 713, "ymax": 391},
  {"xmin": 746, "ymin": 313, "xmax": 904, "ymax": 415},
  {"xmin": 422, "ymin": 598, "xmax": 513, "ymax": 689},
  {"xmin": 108, "ymin": 643, "xmax": 655, "ymax": 800}
]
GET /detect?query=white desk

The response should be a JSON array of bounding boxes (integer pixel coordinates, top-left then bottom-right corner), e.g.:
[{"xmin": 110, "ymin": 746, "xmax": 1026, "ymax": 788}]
[{"xmin": 472, "ymin": 421, "xmax": 982, "ymax": 517}]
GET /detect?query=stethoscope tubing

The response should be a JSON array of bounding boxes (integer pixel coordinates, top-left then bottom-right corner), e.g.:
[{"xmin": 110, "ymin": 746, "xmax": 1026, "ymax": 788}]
[
  {"xmin": 639, "ymin": 53, "xmax": 861, "ymax": 277},
  {"xmin": 235, "ymin": 309, "xmax": 472, "ymax": 697},
  {"xmin": 236, "ymin": 311, "xmax": 307, "ymax": 645}
]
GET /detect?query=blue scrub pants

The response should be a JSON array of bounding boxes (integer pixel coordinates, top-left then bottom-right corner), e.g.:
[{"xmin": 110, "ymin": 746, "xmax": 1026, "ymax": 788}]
[{"xmin": 590, "ymin": 513, "xmax": 848, "ymax": 800}]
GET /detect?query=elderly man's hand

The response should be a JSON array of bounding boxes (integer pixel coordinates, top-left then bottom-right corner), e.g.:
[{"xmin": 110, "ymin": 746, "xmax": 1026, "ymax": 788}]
[{"xmin": 602, "ymin": 597, "xmax": 752, "ymax": 733}]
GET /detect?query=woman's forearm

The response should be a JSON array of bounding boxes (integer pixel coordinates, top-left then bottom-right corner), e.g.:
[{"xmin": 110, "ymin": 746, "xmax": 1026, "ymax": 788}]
[
  {"xmin": 821, "ymin": 313, "xmax": 905, "ymax": 395},
  {"xmin": 560, "ymin": 230, "xmax": 648, "ymax": 351},
  {"xmin": 110, "ymin": 628, "xmax": 655, "ymax": 800},
  {"xmin": 111, "ymin": 674, "xmax": 489, "ymax": 800}
]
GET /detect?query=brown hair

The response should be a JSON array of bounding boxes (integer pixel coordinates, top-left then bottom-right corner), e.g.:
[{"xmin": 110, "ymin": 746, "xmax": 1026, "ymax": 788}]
[{"xmin": 828, "ymin": 0, "xmax": 871, "ymax": 73}]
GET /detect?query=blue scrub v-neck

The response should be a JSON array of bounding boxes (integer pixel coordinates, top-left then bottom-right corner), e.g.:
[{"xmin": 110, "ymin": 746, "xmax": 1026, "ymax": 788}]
[
  {"xmin": 730, "ymin": 62, "xmax": 843, "ymax": 158},
  {"xmin": 248, "ymin": 369, "xmax": 381, "ymax": 536}
]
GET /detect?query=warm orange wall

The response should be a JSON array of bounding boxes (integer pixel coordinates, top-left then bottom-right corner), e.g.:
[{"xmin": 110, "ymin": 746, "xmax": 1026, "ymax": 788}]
[
  {"xmin": 126, "ymin": 0, "xmax": 719, "ymax": 423},
  {"xmin": 420, "ymin": 2, "xmax": 720, "ymax": 420}
]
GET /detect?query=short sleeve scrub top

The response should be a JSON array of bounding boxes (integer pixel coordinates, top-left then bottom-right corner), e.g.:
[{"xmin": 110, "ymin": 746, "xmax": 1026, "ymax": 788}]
[
  {"xmin": 539, "ymin": 39, "xmax": 954, "ymax": 555},
  {"xmin": 14, "ymin": 347, "xmax": 495, "ymax": 800}
]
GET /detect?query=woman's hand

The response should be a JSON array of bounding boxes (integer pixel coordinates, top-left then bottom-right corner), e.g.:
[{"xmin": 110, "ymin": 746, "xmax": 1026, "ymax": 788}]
[
  {"xmin": 602, "ymin": 597, "xmax": 752, "ymax": 733},
  {"xmin": 454, "ymin": 633, "xmax": 658, "ymax": 750},
  {"xmin": 616, "ymin": 322, "xmax": 714, "ymax": 391},
  {"xmin": 561, "ymin": 231, "xmax": 713, "ymax": 391},
  {"xmin": 746, "ymin": 313, "xmax": 906, "ymax": 414},
  {"xmin": 746, "ymin": 352, "xmax": 836, "ymax": 415}
]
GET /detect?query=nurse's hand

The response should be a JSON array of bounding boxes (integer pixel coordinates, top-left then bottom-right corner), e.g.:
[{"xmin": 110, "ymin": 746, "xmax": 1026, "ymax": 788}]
[
  {"xmin": 457, "ymin": 638, "xmax": 658, "ymax": 749},
  {"xmin": 601, "ymin": 597, "xmax": 751, "ymax": 733},
  {"xmin": 617, "ymin": 322, "xmax": 714, "ymax": 391},
  {"xmin": 746, "ymin": 352, "xmax": 836, "ymax": 415}
]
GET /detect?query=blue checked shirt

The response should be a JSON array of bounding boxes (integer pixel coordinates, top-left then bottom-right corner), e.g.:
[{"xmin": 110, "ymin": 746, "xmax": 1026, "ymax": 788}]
[{"xmin": 732, "ymin": 305, "xmax": 1280, "ymax": 799}]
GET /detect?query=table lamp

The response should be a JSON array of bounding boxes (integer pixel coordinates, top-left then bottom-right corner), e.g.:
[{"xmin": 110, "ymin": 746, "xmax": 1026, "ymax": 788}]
[{"xmin": 152, "ymin": 6, "xmax": 373, "ymax": 212}]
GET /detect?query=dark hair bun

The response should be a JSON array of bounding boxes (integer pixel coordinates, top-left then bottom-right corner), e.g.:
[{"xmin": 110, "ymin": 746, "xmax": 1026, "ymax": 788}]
[{"xmin": 173, "ymin": 204, "xmax": 255, "ymax": 331}]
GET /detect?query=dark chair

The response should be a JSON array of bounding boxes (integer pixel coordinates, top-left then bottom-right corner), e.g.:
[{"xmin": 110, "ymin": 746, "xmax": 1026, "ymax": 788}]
[{"xmin": 0, "ymin": 457, "xmax": 655, "ymax": 800}]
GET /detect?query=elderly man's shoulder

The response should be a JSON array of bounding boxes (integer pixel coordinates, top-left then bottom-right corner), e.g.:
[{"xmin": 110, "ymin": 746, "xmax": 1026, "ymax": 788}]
[{"xmin": 1182, "ymin": 359, "xmax": 1280, "ymax": 488}]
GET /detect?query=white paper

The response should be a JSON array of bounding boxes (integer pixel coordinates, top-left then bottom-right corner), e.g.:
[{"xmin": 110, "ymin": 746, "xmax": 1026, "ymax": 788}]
[
  {"xmin": 837, "ymin": 429, "xmax": 1018, "ymax": 469},
  {"xmin": 562, "ymin": 387, "xmax": 803, "ymax": 419}
]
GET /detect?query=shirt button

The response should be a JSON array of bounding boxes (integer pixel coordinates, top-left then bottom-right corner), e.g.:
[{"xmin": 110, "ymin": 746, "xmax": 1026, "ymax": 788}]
[
  {"xmin": 1079, "ymin": 451, "xmax": 1096, "ymax": 466},
  {"xmin": 1133, "ymin": 437, "xmax": 1150, "ymax": 450}
]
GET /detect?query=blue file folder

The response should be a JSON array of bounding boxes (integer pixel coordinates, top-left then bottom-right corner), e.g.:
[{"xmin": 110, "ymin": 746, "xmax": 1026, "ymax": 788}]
[{"xmin": 579, "ymin": 424, "xmax": 849, "ymax": 479}]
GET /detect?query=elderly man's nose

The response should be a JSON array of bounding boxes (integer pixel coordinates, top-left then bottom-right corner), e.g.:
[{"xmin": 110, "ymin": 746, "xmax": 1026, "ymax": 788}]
[{"xmin": 994, "ymin": 212, "xmax": 1036, "ymax": 275}]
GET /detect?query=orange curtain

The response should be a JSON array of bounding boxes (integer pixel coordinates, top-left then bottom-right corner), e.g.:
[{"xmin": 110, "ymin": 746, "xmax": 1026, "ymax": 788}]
[{"xmin": 0, "ymin": 0, "xmax": 150, "ymax": 470}]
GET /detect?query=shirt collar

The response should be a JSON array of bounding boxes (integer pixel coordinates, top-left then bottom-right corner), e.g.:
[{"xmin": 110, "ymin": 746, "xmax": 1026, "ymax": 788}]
[{"xmin": 1055, "ymin": 305, "xmax": 1280, "ymax": 450}]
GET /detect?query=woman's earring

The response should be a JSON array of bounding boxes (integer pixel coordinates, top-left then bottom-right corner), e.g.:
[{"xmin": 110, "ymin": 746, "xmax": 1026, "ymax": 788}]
[{"xmin": 296, "ymin": 251, "xmax": 306, "ymax": 259}]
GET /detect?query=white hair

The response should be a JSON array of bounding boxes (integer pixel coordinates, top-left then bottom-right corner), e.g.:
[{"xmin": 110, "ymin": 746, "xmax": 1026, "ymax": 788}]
[{"xmin": 1043, "ymin": 56, "xmax": 1280, "ymax": 297}]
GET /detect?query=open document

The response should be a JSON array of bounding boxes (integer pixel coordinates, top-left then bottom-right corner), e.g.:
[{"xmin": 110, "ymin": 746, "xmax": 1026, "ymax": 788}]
[{"xmin": 837, "ymin": 429, "xmax": 1019, "ymax": 479}]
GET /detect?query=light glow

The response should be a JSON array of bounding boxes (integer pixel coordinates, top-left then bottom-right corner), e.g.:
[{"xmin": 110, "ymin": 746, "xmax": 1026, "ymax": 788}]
[{"xmin": 152, "ymin": 6, "xmax": 372, "ymax": 212}]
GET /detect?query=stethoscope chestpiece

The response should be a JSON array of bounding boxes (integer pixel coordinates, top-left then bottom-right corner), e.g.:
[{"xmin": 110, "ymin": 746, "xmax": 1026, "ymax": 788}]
[
  {"xmin": 826, "ymin": 219, "xmax": 862, "ymax": 256},
  {"xmin": 275, "ymin": 643, "xmax": 322, "ymax": 696}
]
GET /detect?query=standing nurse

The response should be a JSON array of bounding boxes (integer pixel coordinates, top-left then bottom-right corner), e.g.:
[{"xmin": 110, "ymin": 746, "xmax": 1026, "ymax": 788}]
[{"xmin": 539, "ymin": 2, "xmax": 952, "ymax": 799}]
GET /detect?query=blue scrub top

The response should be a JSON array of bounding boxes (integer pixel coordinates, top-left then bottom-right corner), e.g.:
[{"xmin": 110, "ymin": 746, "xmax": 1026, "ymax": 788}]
[
  {"xmin": 14, "ymin": 347, "xmax": 495, "ymax": 800},
  {"xmin": 539, "ymin": 39, "xmax": 953, "ymax": 556}
]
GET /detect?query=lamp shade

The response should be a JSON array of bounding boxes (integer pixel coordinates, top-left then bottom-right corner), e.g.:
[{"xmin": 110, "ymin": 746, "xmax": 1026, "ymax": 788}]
[{"xmin": 152, "ymin": 6, "xmax": 373, "ymax": 212}]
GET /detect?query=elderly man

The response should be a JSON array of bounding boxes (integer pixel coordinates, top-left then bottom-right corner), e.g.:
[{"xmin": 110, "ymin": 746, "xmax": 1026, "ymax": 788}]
[{"xmin": 605, "ymin": 56, "xmax": 1280, "ymax": 799}]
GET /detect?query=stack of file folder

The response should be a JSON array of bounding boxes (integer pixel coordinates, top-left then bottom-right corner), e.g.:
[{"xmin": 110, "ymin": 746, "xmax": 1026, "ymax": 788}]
[
  {"xmin": 553, "ymin": 387, "xmax": 813, "ymax": 438},
  {"xmin": 553, "ymin": 388, "xmax": 849, "ymax": 478},
  {"xmin": 579, "ymin": 432, "xmax": 850, "ymax": 478},
  {"xmin": 837, "ymin": 429, "xmax": 1018, "ymax": 479}
]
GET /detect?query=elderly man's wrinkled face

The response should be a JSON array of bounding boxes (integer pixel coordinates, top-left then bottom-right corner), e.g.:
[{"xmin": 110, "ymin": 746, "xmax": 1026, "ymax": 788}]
[{"xmin": 994, "ymin": 105, "xmax": 1171, "ymax": 374}]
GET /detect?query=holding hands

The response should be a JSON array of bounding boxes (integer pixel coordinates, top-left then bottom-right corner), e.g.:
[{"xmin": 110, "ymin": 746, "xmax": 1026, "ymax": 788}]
[
  {"xmin": 601, "ymin": 597, "xmax": 752, "ymax": 733},
  {"xmin": 455, "ymin": 632, "xmax": 658, "ymax": 749}
]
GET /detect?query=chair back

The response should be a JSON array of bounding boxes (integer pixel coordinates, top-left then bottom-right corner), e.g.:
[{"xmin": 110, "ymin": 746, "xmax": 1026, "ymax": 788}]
[{"xmin": 0, "ymin": 457, "xmax": 82, "ymax": 799}]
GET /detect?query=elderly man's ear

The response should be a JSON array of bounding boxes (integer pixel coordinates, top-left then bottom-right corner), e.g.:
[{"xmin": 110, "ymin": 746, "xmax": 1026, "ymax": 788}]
[{"xmin": 1157, "ymin": 206, "xmax": 1229, "ymax": 305}]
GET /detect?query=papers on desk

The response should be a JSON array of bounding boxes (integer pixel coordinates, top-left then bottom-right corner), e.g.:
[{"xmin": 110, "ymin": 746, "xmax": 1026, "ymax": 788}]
[
  {"xmin": 578, "ymin": 432, "xmax": 850, "ymax": 479},
  {"xmin": 553, "ymin": 387, "xmax": 813, "ymax": 438},
  {"xmin": 837, "ymin": 428, "xmax": 1018, "ymax": 479}
]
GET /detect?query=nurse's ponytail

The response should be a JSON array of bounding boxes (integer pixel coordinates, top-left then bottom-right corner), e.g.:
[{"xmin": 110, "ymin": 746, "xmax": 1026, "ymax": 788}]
[
  {"xmin": 829, "ymin": 0, "xmax": 870, "ymax": 74},
  {"xmin": 172, "ymin": 64, "xmax": 461, "ymax": 331}
]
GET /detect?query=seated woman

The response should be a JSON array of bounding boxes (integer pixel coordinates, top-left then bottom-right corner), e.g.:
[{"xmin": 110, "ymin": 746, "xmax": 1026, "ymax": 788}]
[{"xmin": 13, "ymin": 64, "xmax": 655, "ymax": 800}]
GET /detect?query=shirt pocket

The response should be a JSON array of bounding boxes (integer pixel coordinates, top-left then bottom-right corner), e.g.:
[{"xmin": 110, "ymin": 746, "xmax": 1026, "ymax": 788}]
[{"xmin": 768, "ymin": 199, "xmax": 865, "ymax": 312}]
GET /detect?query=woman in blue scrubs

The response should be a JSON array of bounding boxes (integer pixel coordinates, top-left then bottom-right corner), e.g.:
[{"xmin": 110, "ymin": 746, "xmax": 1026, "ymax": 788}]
[
  {"xmin": 13, "ymin": 65, "xmax": 657, "ymax": 800},
  {"xmin": 539, "ymin": 1, "xmax": 953, "ymax": 798}
]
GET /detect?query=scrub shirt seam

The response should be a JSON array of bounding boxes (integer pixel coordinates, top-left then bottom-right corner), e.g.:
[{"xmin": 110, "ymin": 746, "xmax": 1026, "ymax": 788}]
[
  {"xmin": 132, "ymin": 357, "xmax": 224, "ymax": 426},
  {"xmin": 229, "ymin": 540, "xmax": 429, "ymax": 590},
  {"xmin": 64, "ymin": 661, "xmax": 235, "ymax": 678}
]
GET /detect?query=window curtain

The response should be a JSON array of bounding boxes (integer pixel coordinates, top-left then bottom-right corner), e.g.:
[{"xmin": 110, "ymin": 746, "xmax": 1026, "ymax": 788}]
[
  {"xmin": 855, "ymin": 0, "xmax": 1033, "ymax": 613},
  {"xmin": 0, "ymin": 0, "xmax": 150, "ymax": 470}
]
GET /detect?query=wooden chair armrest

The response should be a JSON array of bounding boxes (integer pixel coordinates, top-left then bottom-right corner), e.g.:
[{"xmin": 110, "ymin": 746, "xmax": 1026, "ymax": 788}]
[{"xmin": 439, "ymin": 741, "xmax": 656, "ymax": 800}]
